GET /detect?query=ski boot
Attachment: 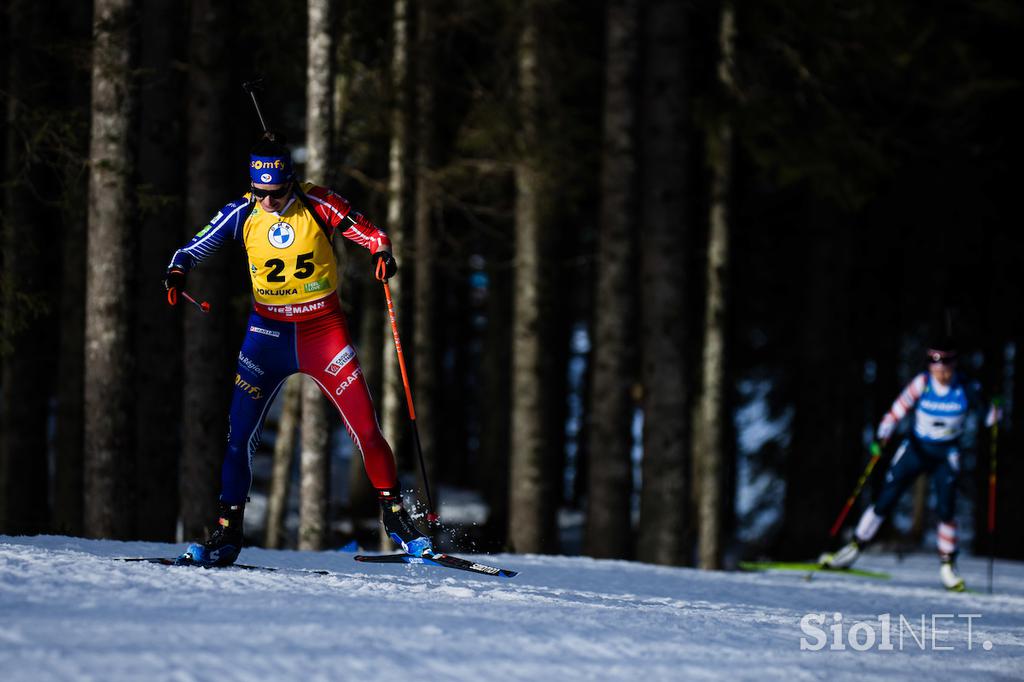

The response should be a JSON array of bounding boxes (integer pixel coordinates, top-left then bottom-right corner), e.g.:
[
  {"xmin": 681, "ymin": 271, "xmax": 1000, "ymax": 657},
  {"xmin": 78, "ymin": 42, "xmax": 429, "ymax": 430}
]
[
  {"xmin": 819, "ymin": 540, "xmax": 860, "ymax": 569},
  {"xmin": 379, "ymin": 489, "xmax": 433, "ymax": 557},
  {"xmin": 177, "ymin": 502, "xmax": 245, "ymax": 567},
  {"xmin": 939, "ymin": 555, "xmax": 966, "ymax": 592}
]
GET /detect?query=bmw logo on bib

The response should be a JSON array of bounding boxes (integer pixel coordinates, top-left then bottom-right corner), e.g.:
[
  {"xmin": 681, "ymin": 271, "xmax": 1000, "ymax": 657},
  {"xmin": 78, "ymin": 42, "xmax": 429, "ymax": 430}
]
[{"xmin": 268, "ymin": 222, "xmax": 295, "ymax": 249}]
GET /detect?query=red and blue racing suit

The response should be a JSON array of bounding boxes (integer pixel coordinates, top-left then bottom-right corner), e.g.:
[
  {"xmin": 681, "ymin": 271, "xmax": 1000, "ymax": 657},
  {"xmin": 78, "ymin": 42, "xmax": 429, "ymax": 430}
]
[{"xmin": 169, "ymin": 183, "xmax": 397, "ymax": 504}]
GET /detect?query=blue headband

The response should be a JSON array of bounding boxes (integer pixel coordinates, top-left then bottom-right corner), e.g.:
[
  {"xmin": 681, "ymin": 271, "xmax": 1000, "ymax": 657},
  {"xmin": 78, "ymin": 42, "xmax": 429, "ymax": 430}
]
[{"xmin": 250, "ymin": 154, "xmax": 293, "ymax": 184}]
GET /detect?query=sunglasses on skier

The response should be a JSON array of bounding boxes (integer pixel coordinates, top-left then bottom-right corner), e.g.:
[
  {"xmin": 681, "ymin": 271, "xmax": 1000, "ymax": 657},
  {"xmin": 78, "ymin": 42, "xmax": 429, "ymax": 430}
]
[{"xmin": 251, "ymin": 184, "xmax": 292, "ymax": 199}]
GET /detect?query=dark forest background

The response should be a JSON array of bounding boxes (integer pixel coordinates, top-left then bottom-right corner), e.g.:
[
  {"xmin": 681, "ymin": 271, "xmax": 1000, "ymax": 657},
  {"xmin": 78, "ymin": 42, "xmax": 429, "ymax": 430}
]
[{"xmin": 1, "ymin": 0, "xmax": 1022, "ymax": 568}]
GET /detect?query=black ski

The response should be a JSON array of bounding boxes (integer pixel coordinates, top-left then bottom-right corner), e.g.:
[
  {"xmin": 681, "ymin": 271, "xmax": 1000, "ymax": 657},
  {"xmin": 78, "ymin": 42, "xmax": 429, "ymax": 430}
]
[
  {"xmin": 120, "ymin": 557, "xmax": 329, "ymax": 575},
  {"xmin": 354, "ymin": 552, "xmax": 518, "ymax": 578}
]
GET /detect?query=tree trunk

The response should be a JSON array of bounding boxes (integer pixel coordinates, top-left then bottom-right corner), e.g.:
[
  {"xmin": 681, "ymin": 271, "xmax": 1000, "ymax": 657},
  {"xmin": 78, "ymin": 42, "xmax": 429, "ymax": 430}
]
[
  {"xmin": 509, "ymin": 1, "xmax": 558, "ymax": 554},
  {"xmin": 329, "ymin": 10, "xmax": 351, "ymax": 287},
  {"xmin": 299, "ymin": 378, "xmax": 329, "ymax": 550},
  {"xmin": 779, "ymin": 205, "xmax": 856, "ymax": 558},
  {"xmin": 83, "ymin": 0, "xmax": 137, "ymax": 539},
  {"xmin": 351, "ymin": 277, "xmax": 385, "ymax": 544},
  {"xmin": 265, "ymin": 376, "xmax": 301, "ymax": 549},
  {"xmin": 481, "ymin": 255, "xmax": 513, "ymax": 550},
  {"xmin": 53, "ymin": 214, "xmax": 86, "ymax": 535},
  {"xmin": 377, "ymin": 0, "xmax": 414, "ymax": 554},
  {"xmin": 330, "ymin": 8, "xmax": 378, "ymax": 544},
  {"xmin": 332, "ymin": 29, "xmax": 352, "ymax": 186},
  {"xmin": 412, "ymin": 0, "xmax": 439, "ymax": 510},
  {"xmin": 693, "ymin": 0, "xmax": 737, "ymax": 571},
  {"xmin": 181, "ymin": 0, "xmax": 234, "ymax": 539},
  {"xmin": 381, "ymin": 0, "xmax": 411, "ymax": 484},
  {"xmin": 134, "ymin": 0, "xmax": 185, "ymax": 541},
  {"xmin": 1, "ymin": 0, "xmax": 52, "ymax": 535},
  {"xmin": 584, "ymin": 0, "xmax": 640, "ymax": 560},
  {"xmin": 297, "ymin": 0, "xmax": 335, "ymax": 553},
  {"xmin": 636, "ymin": 0, "xmax": 692, "ymax": 567},
  {"xmin": 51, "ymin": 0, "xmax": 93, "ymax": 537},
  {"xmin": 306, "ymin": 0, "xmax": 333, "ymax": 188}
]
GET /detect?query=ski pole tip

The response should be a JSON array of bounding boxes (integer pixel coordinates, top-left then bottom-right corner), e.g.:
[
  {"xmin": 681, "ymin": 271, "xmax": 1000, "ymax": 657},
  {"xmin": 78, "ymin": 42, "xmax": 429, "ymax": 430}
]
[{"xmin": 200, "ymin": 301, "xmax": 211, "ymax": 313}]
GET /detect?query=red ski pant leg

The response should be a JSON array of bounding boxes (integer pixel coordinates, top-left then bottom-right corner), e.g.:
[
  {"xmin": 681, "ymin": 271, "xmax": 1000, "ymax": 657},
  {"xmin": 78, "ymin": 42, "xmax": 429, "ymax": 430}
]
[{"xmin": 295, "ymin": 309, "xmax": 397, "ymax": 490}]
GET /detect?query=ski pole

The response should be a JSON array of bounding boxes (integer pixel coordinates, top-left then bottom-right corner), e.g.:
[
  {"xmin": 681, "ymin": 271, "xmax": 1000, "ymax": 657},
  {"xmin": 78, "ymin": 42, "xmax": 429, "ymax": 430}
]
[
  {"xmin": 380, "ymin": 276, "xmax": 439, "ymax": 525},
  {"xmin": 987, "ymin": 401, "xmax": 1000, "ymax": 594},
  {"xmin": 180, "ymin": 290, "xmax": 211, "ymax": 313},
  {"xmin": 166, "ymin": 287, "xmax": 210, "ymax": 313},
  {"xmin": 242, "ymin": 77, "xmax": 270, "ymax": 132},
  {"xmin": 829, "ymin": 441, "xmax": 883, "ymax": 537}
]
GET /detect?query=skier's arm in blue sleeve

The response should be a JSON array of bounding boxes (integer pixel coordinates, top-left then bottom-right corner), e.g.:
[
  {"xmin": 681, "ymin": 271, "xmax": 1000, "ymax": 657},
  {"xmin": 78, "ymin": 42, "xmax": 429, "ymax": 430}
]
[{"xmin": 167, "ymin": 198, "xmax": 251, "ymax": 274}]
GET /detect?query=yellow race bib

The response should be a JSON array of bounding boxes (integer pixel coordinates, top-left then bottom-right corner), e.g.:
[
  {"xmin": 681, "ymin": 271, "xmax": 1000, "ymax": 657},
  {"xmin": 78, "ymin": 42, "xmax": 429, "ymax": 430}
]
[{"xmin": 243, "ymin": 184, "xmax": 337, "ymax": 306}]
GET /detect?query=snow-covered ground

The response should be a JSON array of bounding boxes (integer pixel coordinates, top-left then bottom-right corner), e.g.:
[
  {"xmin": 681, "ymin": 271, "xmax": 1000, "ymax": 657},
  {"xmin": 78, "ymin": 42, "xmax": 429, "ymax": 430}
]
[{"xmin": 2, "ymin": 536, "xmax": 1022, "ymax": 681}]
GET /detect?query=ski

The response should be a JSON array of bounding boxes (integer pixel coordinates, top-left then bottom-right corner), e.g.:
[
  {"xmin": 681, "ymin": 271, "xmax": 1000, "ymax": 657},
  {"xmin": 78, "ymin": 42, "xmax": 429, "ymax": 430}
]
[
  {"xmin": 738, "ymin": 560, "xmax": 891, "ymax": 580},
  {"xmin": 354, "ymin": 552, "xmax": 518, "ymax": 578},
  {"xmin": 120, "ymin": 557, "xmax": 329, "ymax": 575}
]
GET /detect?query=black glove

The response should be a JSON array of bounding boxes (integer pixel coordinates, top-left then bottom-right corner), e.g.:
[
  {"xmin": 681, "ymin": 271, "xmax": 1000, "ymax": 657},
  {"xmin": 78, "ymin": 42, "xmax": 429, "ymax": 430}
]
[
  {"xmin": 164, "ymin": 267, "xmax": 186, "ymax": 305},
  {"xmin": 373, "ymin": 251, "xmax": 397, "ymax": 281}
]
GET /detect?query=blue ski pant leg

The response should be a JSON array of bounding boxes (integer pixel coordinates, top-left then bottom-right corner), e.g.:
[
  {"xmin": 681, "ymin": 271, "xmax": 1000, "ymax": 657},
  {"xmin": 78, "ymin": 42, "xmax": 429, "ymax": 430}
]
[
  {"xmin": 932, "ymin": 447, "xmax": 960, "ymax": 523},
  {"xmin": 873, "ymin": 439, "xmax": 931, "ymax": 518},
  {"xmin": 220, "ymin": 314, "xmax": 297, "ymax": 505}
]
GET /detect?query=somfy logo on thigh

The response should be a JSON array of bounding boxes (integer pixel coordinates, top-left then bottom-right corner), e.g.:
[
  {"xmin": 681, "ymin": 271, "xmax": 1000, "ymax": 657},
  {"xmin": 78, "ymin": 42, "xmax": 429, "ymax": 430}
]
[
  {"xmin": 234, "ymin": 374, "xmax": 263, "ymax": 400},
  {"xmin": 800, "ymin": 612, "xmax": 993, "ymax": 652},
  {"xmin": 325, "ymin": 345, "xmax": 356, "ymax": 376}
]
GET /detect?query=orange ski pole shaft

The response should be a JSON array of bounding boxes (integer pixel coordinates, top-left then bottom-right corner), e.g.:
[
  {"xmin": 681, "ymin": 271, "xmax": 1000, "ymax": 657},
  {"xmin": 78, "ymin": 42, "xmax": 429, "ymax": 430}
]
[{"xmin": 381, "ymin": 278, "xmax": 438, "ymax": 524}]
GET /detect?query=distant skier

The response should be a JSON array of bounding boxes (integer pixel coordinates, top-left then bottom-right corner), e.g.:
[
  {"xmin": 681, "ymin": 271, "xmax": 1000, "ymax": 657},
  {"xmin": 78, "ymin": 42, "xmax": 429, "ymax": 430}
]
[
  {"xmin": 164, "ymin": 132, "xmax": 431, "ymax": 567},
  {"xmin": 821, "ymin": 340, "xmax": 1000, "ymax": 590}
]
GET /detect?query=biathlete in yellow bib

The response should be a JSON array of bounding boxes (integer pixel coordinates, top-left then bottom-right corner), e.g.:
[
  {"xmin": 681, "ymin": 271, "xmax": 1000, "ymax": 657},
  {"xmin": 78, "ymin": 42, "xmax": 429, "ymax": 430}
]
[{"xmin": 164, "ymin": 132, "xmax": 431, "ymax": 567}]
